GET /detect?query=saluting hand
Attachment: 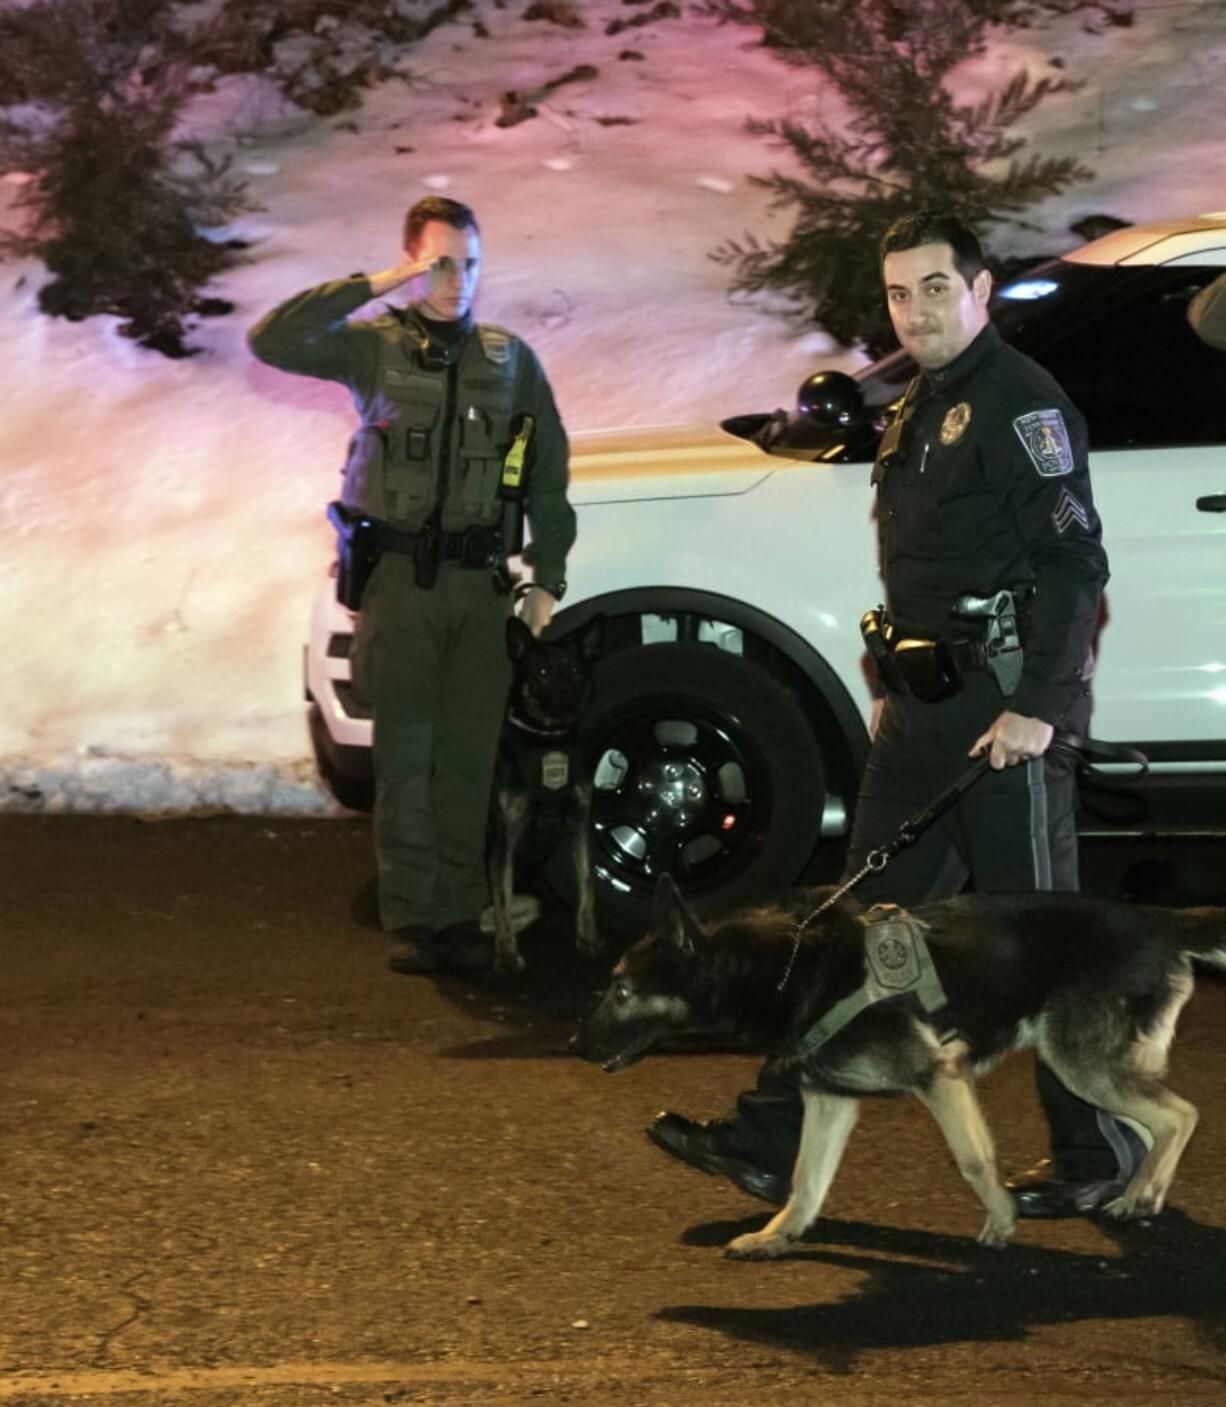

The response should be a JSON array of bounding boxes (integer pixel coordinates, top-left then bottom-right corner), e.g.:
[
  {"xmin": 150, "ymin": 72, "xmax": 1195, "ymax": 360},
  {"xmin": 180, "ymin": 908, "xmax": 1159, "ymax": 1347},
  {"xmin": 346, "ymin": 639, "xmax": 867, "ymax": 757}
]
[
  {"xmin": 366, "ymin": 254, "xmax": 439, "ymax": 298},
  {"xmin": 970, "ymin": 710, "xmax": 1053, "ymax": 770}
]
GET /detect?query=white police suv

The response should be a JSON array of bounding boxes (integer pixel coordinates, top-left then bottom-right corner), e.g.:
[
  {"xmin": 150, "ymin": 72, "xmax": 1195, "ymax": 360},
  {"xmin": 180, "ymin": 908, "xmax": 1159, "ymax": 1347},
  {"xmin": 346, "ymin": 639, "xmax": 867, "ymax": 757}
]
[{"xmin": 306, "ymin": 213, "xmax": 1226, "ymax": 929}]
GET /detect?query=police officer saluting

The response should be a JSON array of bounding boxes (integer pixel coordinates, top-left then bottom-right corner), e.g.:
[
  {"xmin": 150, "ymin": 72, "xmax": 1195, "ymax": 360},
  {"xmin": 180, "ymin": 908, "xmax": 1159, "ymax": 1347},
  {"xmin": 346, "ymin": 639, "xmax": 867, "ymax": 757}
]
[
  {"xmin": 651, "ymin": 211, "xmax": 1144, "ymax": 1219},
  {"xmin": 250, "ymin": 196, "xmax": 576, "ymax": 973}
]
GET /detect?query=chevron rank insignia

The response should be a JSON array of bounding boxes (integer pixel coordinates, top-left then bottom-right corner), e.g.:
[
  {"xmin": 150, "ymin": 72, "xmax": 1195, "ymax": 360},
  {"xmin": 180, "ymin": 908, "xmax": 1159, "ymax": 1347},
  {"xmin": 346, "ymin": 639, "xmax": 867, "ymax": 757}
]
[
  {"xmin": 1013, "ymin": 409, "xmax": 1074, "ymax": 477},
  {"xmin": 1052, "ymin": 486, "xmax": 1091, "ymax": 535}
]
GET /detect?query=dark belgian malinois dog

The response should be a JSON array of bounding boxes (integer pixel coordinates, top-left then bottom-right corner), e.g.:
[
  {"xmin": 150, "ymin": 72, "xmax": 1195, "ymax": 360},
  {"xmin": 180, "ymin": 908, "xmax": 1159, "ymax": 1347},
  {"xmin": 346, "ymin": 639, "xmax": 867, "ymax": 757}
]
[
  {"xmin": 574, "ymin": 877, "xmax": 1226, "ymax": 1256},
  {"xmin": 488, "ymin": 615, "xmax": 604, "ymax": 973}
]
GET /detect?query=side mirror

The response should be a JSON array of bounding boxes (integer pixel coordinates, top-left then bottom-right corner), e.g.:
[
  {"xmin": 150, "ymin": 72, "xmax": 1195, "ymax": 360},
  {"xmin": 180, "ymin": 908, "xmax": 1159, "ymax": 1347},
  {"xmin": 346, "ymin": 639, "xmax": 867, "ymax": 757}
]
[{"xmin": 797, "ymin": 370, "xmax": 864, "ymax": 429}]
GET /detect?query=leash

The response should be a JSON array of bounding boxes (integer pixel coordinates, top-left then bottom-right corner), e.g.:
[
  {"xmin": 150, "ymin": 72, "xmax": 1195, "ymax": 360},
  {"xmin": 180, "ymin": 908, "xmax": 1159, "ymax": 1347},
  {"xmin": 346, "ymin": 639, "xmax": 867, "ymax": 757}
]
[
  {"xmin": 775, "ymin": 733, "xmax": 1149, "ymax": 993},
  {"xmin": 777, "ymin": 754, "xmax": 992, "ymax": 992}
]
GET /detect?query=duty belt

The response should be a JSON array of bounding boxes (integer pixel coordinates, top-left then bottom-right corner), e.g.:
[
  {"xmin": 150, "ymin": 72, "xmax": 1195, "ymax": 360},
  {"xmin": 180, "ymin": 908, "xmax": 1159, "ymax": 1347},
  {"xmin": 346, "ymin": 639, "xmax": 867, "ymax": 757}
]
[
  {"xmin": 375, "ymin": 522, "xmax": 500, "ymax": 568},
  {"xmin": 862, "ymin": 587, "xmax": 1030, "ymax": 702},
  {"xmin": 897, "ymin": 635, "xmax": 988, "ymax": 670}
]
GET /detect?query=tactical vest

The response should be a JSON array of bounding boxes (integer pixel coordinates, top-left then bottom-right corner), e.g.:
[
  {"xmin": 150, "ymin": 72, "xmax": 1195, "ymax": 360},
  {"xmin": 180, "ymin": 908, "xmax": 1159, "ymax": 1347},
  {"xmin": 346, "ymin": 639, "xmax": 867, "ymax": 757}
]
[{"xmin": 341, "ymin": 318, "xmax": 521, "ymax": 530}]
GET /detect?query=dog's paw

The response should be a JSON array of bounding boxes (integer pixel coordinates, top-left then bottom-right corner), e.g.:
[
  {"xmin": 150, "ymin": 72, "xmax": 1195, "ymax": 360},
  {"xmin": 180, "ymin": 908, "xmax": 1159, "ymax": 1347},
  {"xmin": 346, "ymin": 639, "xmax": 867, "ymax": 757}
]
[
  {"xmin": 725, "ymin": 1231, "xmax": 793, "ymax": 1261},
  {"xmin": 977, "ymin": 1215, "xmax": 1016, "ymax": 1249},
  {"xmin": 575, "ymin": 925, "xmax": 601, "ymax": 957},
  {"xmin": 1100, "ymin": 1185, "xmax": 1164, "ymax": 1221},
  {"xmin": 493, "ymin": 947, "xmax": 526, "ymax": 975}
]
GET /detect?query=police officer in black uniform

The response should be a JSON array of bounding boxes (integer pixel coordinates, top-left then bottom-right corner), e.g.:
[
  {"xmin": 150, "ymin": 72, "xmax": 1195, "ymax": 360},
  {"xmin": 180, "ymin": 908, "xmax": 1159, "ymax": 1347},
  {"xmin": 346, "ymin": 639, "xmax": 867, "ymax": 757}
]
[
  {"xmin": 250, "ymin": 197, "xmax": 576, "ymax": 974},
  {"xmin": 649, "ymin": 211, "xmax": 1144, "ymax": 1219}
]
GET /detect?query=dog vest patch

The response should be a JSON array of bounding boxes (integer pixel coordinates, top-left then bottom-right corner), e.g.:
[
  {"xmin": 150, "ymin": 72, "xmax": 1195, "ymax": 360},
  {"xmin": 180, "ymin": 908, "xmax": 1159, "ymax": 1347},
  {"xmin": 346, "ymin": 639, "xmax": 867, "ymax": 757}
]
[
  {"xmin": 540, "ymin": 750, "xmax": 570, "ymax": 790},
  {"xmin": 1013, "ymin": 408, "xmax": 1074, "ymax": 477},
  {"xmin": 865, "ymin": 914, "xmax": 924, "ymax": 991},
  {"xmin": 790, "ymin": 904, "xmax": 957, "ymax": 1059}
]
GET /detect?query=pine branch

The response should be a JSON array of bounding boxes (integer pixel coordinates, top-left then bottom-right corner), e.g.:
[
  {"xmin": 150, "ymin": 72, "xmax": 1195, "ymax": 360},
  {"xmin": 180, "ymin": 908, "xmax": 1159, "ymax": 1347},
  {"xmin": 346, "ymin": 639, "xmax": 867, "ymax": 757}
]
[{"xmin": 705, "ymin": 0, "xmax": 1107, "ymax": 351}]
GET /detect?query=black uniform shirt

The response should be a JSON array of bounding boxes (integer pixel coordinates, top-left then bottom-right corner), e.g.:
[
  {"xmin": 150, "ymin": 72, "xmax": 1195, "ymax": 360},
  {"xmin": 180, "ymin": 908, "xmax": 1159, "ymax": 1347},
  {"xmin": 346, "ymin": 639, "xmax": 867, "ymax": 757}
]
[{"xmin": 874, "ymin": 323, "xmax": 1109, "ymax": 728}]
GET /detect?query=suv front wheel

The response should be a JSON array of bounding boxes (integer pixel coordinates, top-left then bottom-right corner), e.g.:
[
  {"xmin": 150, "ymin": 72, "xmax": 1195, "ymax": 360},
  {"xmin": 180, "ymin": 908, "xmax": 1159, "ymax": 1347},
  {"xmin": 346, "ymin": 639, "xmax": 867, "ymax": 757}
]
[{"xmin": 550, "ymin": 642, "xmax": 826, "ymax": 935}]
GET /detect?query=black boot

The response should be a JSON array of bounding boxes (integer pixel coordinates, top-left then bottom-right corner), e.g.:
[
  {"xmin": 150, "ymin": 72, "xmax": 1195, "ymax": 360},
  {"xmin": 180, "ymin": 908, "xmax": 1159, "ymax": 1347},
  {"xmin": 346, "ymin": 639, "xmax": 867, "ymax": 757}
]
[{"xmin": 646, "ymin": 1111, "xmax": 791, "ymax": 1206}]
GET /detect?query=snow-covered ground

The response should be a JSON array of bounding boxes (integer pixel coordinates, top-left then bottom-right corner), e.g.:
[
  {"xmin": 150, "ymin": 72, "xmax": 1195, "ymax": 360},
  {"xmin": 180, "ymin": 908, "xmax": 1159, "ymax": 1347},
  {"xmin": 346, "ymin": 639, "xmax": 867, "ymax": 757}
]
[{"xmin": 2, "ymin": 0, "xmax": 1225, "ymax": 813}]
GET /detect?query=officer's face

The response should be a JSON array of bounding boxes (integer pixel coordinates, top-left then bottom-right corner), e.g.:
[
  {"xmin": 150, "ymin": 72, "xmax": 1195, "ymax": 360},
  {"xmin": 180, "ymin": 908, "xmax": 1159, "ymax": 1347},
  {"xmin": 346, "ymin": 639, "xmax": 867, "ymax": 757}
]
[
  {"xmin": 408, "ymin": 220, "xmax": 482, "ymax": 321},
  {"xmin": 882, "ymin": 242, "xmax": 991, "ymax": 371}
]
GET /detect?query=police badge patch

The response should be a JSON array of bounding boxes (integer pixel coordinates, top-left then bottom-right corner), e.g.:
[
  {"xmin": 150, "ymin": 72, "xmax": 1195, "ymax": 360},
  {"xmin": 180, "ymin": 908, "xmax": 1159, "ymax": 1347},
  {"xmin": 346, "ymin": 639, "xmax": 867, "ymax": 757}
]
[
  {"xmin": 478, "ymin": 326, "xmax": 512, "ymax": 365},
  {"xmin": 939, "ymin": 402, "xmax": 971, "ymax": 445},
  {"xmin": 1013, "ymin": 408, "xmax": 1074, "ymax": 477},
  {"xmin": 540, "ymin": 750, "xmax": 570, "ymax": 791}
]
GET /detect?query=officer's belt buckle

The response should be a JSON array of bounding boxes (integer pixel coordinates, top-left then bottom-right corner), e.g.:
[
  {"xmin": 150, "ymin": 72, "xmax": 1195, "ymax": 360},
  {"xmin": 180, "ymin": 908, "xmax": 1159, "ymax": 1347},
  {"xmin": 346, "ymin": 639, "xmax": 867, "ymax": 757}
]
[{"xmin": 456, "ymin": 527, "xmax": 497, "ymax": 568}]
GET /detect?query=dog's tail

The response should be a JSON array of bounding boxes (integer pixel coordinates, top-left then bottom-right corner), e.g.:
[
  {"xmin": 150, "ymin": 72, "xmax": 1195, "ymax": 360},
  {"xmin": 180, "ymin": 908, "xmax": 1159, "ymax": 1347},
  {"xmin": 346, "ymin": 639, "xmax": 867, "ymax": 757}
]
[{"xmin": 1173, "ymin": 906, "xmax": 1226, "ymax": 973}]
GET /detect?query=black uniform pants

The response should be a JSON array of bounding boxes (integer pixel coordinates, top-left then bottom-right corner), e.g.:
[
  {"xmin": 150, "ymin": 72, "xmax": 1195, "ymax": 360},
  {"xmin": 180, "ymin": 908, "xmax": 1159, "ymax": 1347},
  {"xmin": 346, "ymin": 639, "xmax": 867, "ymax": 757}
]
[{"xmin": 731, "ymin": 674, "xmax": 1138, "ymax": 1184}]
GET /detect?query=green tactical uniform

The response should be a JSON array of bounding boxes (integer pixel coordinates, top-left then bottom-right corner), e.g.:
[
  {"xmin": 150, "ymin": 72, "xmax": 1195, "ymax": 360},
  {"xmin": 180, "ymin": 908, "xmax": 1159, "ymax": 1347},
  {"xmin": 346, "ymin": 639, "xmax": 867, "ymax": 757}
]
[{"xmin": 249, "ymin": 276, "xmax": 577, "ymax": 932}]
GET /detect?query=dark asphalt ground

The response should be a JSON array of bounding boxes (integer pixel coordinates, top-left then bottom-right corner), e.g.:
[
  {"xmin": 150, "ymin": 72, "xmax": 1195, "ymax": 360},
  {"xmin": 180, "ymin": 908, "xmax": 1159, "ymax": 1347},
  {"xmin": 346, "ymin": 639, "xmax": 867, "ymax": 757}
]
[{"xmin": 1, "ymin": 814, "xmax": 1224, "ymax": 1406}]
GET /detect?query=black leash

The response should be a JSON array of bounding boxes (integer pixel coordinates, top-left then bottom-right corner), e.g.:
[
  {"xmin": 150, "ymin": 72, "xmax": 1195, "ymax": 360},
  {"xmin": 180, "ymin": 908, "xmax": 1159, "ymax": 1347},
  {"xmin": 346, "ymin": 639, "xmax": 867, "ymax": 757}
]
[
  {"xmin": 777, "ymin": 755, "xmax": 992, "ymax": 992},
  {"xmin": 774, "ymin": 734, "xmax": 1148, "ymax": 993}
]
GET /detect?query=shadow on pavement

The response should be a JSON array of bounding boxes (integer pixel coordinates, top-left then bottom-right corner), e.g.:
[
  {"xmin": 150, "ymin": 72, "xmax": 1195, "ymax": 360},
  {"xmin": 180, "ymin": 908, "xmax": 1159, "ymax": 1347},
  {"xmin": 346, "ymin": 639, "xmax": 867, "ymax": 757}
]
[
  {"xmin": 660, "ymin": 1208, "xmax": 1226, "ymax": 1368},
  {"xmin": 355, "ymin": 864, "xmax": 670, "ymax": 1043}
]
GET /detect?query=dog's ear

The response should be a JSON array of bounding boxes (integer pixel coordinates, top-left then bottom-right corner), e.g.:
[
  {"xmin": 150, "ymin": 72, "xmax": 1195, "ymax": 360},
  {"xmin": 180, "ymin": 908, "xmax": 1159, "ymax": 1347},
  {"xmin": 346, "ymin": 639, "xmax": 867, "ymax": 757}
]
[
  {"xmin": 652, "ymin": 873, "xmax": 704, "ymax": 955},
  {"xmin": 506, "ymin": 615, "xmax": 534, "ymax": 662},
  {"xmin": 577, "ymin": 614, "xmax": 606, "ymax": 662}
]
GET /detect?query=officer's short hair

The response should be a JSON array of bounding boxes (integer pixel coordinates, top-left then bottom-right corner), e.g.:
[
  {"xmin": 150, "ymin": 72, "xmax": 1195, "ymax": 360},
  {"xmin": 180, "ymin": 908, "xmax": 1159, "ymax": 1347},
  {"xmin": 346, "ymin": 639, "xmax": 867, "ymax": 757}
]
[
  {"xmin": 403, "ymin": 197, "xmax": 480, "ymax": 253},
  {"xmin": 879, "ymin": 212, "xmax": 986, "ymax": 288}
]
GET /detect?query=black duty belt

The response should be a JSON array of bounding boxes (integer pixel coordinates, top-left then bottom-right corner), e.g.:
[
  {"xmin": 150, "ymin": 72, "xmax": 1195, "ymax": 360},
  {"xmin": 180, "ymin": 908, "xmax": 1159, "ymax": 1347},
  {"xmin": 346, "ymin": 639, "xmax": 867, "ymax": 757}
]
[
  {"xmin": 375, "ymin": 522, "xmax": 500, "ymax": 568},
  {"xmin": 899, "ymin": 636, "xmax": 988, "ymax": 671}
]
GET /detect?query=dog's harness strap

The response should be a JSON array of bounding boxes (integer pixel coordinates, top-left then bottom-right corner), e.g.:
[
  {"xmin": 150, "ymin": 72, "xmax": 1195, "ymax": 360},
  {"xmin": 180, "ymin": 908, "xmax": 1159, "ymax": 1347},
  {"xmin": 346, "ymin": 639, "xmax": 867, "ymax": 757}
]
[{"xmin": 792, "ymin": 904, "xmax": 957, "ymax": 1059}]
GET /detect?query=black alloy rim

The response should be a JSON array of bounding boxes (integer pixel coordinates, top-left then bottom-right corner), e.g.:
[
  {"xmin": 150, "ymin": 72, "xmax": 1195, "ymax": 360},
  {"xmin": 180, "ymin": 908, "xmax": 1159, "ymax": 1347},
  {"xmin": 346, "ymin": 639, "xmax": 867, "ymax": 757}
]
[{"xmin": 586, "ymin": 697, "xmax": 775, "ymax": 897}]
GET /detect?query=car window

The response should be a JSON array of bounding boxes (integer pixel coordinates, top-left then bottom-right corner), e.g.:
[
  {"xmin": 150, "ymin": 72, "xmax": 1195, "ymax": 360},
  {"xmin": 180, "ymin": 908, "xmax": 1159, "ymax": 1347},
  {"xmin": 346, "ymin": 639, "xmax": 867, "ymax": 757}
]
[
  {"xmin": 736, "ymin": 258, "xmax": 1226, "ymax": 462},
  {"xmin": 1027, "ymin": 266, "xmax": 1226, "ymax": 449},
  {"xmin": 855, "ymin": 262, "xmax": 1226, "ymax": 451}
]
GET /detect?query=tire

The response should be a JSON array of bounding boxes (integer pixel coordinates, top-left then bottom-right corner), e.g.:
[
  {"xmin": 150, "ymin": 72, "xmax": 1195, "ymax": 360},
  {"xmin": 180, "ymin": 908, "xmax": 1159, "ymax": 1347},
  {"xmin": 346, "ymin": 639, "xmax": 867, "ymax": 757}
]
[
  {"xmin": 308, "ymin": 701, "xmax": 374, "ymax": 812},
  {"xmin": 546, "ymin": 642, "xmax": 826, "ymax": 936}
]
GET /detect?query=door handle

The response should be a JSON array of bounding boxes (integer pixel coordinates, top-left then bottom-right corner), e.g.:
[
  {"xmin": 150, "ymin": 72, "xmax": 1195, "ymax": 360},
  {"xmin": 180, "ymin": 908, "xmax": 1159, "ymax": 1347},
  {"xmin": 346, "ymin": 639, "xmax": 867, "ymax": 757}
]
[{"xmin": 1196, "ymin": 494, "xmax": 1226, "ymax": 512}]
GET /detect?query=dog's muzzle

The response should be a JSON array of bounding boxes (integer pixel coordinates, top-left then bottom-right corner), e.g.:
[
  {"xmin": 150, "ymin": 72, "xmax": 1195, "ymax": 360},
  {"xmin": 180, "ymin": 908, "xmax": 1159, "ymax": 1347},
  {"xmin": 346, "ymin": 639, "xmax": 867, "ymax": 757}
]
[{"xmin": 570, "ymin": 1021, "xmax": 656, "ymax": 1073}]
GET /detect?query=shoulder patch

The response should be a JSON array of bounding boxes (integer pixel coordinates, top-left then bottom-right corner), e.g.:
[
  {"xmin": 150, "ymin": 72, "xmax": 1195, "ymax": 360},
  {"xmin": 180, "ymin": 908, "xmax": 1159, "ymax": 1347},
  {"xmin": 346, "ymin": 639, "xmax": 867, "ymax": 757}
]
[
  {"xmin": 1013, "ymin": 408, "xmax": 1074, "ymax": 477},
  {"xmin": 477, "ymin": 324, "xmax": 517, "ymax": 366}
]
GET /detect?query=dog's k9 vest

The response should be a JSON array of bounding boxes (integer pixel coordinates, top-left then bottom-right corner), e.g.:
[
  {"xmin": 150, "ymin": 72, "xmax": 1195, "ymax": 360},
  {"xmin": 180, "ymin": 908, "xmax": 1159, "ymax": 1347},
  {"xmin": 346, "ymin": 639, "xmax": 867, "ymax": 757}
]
[
  {"xmin": 792, "ymin": 903, "xmax": 957, "ymax": 1060},
  {"xmin": 341, "ymin": 318, "xmax": 521, "ymax": 529}
]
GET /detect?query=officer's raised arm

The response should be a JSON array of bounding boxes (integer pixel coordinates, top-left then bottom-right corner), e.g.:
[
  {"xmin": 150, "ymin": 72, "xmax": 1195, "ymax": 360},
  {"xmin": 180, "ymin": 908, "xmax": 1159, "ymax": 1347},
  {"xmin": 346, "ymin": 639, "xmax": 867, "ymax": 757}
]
[{"xmin": 247, "ymin": 256, "xmax": 437, "ymax": 382}]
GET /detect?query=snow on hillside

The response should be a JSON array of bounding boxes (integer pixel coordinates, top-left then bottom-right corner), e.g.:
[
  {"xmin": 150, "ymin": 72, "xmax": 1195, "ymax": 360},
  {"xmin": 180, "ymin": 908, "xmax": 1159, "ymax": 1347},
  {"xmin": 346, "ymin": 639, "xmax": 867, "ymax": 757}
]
[{"xmin": 1, "ymin": 0, "xmax": 1224, "ymax": 813}]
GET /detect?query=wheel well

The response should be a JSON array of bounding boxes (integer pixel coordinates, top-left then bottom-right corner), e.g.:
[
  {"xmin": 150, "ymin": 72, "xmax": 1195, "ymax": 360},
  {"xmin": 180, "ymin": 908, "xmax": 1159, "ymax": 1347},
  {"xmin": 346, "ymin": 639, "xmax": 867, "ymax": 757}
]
[{"xmin": 552, "ymin": 587, "xmax": 869, "ymax": 840}]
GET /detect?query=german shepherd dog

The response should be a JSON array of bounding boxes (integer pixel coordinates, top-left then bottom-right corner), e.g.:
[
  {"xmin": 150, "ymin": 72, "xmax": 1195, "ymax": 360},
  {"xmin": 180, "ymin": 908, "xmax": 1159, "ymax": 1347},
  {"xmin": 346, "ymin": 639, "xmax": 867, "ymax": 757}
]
[
  {"xmin": 574, "ymin": 877, "xmax": 1226, "ymax": 1256},
  {"xmin": 488, "ymin": 615, "xmax": 604, "ymax": 974}
]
